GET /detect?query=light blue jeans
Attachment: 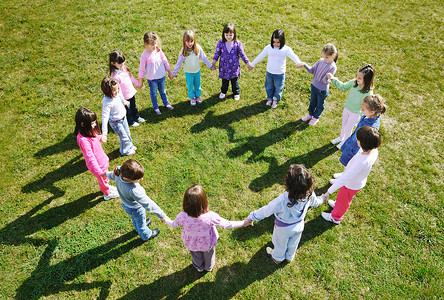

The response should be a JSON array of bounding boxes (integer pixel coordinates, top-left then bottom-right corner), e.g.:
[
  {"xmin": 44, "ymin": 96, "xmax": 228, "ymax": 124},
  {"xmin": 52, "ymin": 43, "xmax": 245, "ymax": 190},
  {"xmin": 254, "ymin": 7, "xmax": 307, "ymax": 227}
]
[
  {"xmin": 109, "ymin": 117, "xmax": 133, "ymax": 155},
  {"xmin": 308, "ymin": 84, "xmax": 329, "ymax": 119},
  {"xmin": 148, "ymin": 76, "xmax": 169, "ymax": 109},
  {"xmin": 185, "ymin": 71, "xmax": 202, "ymax": 99},
  {"xmin": 271, "ymin": 222, "xmax": 304, "ymax": 262},
  {"xmin": 265, "ymin": 72, "xmax": 285, "ymax": 102},
  {"xmin": 122, "ymin": 204, "xmax": 152, "ymax": 241}
]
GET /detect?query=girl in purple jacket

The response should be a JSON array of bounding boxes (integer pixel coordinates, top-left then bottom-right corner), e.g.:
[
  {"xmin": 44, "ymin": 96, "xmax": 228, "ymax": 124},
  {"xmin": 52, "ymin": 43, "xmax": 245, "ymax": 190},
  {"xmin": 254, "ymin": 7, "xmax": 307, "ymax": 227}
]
[{"xmin": 211, "ymin": 23, "xmax": 251, "ymax": 101}]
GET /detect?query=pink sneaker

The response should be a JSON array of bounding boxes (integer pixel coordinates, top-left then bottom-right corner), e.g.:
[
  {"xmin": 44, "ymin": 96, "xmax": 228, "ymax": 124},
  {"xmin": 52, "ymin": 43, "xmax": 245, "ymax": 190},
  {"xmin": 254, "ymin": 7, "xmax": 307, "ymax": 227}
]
[
  {"xmin": 271, "ymin": 100, "xmax": 278, "ymax": 108},
  {"xmin": 165, "ymin": 104, "xmax": 174, "ymax": 110},
  {"xmin": 154, "ymin": 108, "xmax": 161, "ymax": 115},
  {"xmin": 309, "ymin": 117, "xmax": 319, "ymax": 125},
  {"xmin": 301, "ymin": 115, "xmax": 312, "ymax": 122},
  {"xmin": 196, "ymin": 97, "xmax": 202, "ymax": 103},
  {"xmin": 266, "ymin": 100, "xmax": 272, "ymax": 106},
  {"xmin": 190, "ymin": 98, "xmax": 196, "ymax": 106}
]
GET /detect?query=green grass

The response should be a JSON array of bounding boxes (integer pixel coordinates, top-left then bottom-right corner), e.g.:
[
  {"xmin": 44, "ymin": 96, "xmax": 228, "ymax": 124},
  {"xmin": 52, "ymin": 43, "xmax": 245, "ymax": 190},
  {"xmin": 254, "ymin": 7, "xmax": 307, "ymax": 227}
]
[{"xmin": 0, "ymin": 0, "xmax": 443, "ymax": 298}]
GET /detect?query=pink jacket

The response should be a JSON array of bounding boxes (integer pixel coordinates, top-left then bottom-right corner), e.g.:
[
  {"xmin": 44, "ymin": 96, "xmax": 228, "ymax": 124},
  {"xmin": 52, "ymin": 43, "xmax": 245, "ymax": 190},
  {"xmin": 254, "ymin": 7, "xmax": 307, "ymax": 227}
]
[
  {"xmin": 165, "ymin": 211, "xmax": 244, "ymax": 252},
  {"xmin": 138, "ymin": 49, "xmax": 171, "ymax": 80},
  {"xmin": 77, "ymin": 133, "xmax": 109, "ymax": 176},
  {"xmin": 111, "ymin": 66, "xmax": 138, "ymax": 100}
]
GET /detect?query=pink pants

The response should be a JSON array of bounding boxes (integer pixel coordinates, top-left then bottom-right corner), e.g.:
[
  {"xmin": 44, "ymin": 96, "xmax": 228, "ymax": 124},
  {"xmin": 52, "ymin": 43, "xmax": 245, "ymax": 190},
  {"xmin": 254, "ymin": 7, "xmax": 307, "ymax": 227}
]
[
  {"xmin": 93, "ymin": 172, "xmax": 110, "ymax": 195},
  {"xmin": 340, "ymin": 108, "xmax": 361, "ymax": 141},
  {"xmin": 331, "ymin": 186, "xmax": 360, "ymax": 221}
]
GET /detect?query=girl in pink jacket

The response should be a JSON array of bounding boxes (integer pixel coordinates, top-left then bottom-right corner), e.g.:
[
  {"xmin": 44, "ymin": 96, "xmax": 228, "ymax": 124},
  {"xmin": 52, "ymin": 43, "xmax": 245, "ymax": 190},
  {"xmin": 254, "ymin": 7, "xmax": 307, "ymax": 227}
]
[{"xmin": 75, "ymin": 107, "xmax": 119, "ymax": 200}]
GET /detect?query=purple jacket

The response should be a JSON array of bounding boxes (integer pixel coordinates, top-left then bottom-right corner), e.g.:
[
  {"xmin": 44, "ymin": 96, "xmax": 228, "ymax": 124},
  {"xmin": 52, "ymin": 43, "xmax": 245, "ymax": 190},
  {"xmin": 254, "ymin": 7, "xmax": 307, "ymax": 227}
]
[{"xmin": 213, "ymin": 40, "xmax": 249, "ymax": 80}]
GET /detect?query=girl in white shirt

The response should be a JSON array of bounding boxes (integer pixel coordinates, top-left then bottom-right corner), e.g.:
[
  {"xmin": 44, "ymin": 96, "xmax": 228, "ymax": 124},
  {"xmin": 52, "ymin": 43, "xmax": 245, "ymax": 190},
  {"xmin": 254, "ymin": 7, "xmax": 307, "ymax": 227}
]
[
  {"xmin": 250, "ymin": 29, "xmax": 302, "ymax": 108},
  {"xmin": 321, "ymin": 126, "xmax": 381, "ymax": 224}
]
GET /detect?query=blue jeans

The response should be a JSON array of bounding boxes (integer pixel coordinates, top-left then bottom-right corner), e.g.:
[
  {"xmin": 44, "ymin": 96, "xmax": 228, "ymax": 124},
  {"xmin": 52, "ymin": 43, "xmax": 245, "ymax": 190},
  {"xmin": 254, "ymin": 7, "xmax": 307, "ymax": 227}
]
[
  {"xmin": 308, "ymin": 84, "xmax": 328, "ymax": 119},
  {"xmin": 265, "ymin": 72, "xmax": 285, "ymax": 102},
  {"xmin": 185, "ymin": 71, "xmax": 202, "ymax": 98},
  {"xmin": 148, "ymin": 77, "xmax": 169, "ymax": 109},
  {"xmin": 125, "ymin": 95, "xmax": 140, "ymax": 125},
  {"xmin": 109, "ymin": 117, "xmax": 133, "ymax": 155},
  {"xmin": 122, "ymin": 204, "xmax": 152, "ymax": 241}
]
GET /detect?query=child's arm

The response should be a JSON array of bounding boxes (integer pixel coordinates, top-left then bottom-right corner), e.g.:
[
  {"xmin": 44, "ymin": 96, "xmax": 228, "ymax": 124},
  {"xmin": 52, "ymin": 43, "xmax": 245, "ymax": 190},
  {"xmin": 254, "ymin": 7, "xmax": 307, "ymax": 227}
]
[
  {"xmin": 125, "ymin": 66, "xmax": 139, "ymax": 86},
  {"xmin": 302, "ymin": 60, "xmax": 317, "ymax": 74},
  {"xmin": 104, "ymin": 170, "xmax": 116, "ymax": 180},
  {"xmin": 209, "ymin": 212, "xmax": 245, "ymax": 229},
  {"xmin": 249, "ymin": 46, "xmax": 269, "ymax": 69},
  {"xmin": 327, "ymin": 157, "xmax": 364, "ymax": 195},
  {"xmin": 322, "ymin": 64, "xmax": 337, "ymax": 84},
  {"xmin": 247, "ymin": 196, "xmax": 281, "ymax": 222},
  {"xmin": 137, "ymin": 52, "xmax": 146, "ymax": 88},
  {"xmin": 308, "ymin": 192, "xmax": 324, "ymax": 207},
  {"xmin": 78, "ymin": 138, "xmax": 105, "ymax": 177},
  {"xmin": 287, "ymin": 47, "xmax": 302, "ymax": 65},
  {"xmin": 132, "ymin": 187, "xmax": 167, "ymax": 220},
  {"xmin": 237, "ymin": 41, "xmax": 250, "ymax": 65},
  {"xmin": 329, "ymin": 78, "xmax": 354, "ymax": 91},
  {"xmin": 159, "ymin": 49, "xmax": 173, "ymax": 79},
  {"xmin": 163, "ymin": 213, "xmax": 183, "ymax": 228},
  {"xmin": 212, "ymin": 40, "xmax": 222, "ymax": 65},
  {"xmin": 198, "ymin": 45, "xmax": 213, "ymax": 69},
  {"xmin": 101, "ymin": 100, "xmax": 111, "ymax": 139},
  {"xmin": 172, "ymin": 51, "xmax": 185, "ymax": 77}
]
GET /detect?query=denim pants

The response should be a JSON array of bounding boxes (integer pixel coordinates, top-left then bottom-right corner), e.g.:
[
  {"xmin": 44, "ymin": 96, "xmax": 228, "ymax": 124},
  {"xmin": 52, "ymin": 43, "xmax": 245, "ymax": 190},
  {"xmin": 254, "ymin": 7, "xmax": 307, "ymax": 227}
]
[
  {"xmin": 221, "ymin": 77, "xmax": 240, "ymax": 95},
  {"xmin": 271, "ymin": 222, "xmax": 304, "ymax": 262},
  {"xmin": 185, "ymin": 71, "xmax": 202, "ymax": 99},
  {"xmin": 125, "ymin": 95, "xmax": 141, "ymax": 125},
  {"xmin": 148, "ymin": 76, "xmax": 169, "ymax": 109},
  {"xmin": 122, "ymin": 204, "xmax": 152, "ymax": 241},
  {"xmin": 109, "ymin": 117, "xmax": 134, "ymax": 155},
  {"xmin": 308, "ymin": 84, "xmax": 329, "ymax": 119},
  {"xmin": 265, "ymin": 72, "xmax": 285, "ymax": 102}
]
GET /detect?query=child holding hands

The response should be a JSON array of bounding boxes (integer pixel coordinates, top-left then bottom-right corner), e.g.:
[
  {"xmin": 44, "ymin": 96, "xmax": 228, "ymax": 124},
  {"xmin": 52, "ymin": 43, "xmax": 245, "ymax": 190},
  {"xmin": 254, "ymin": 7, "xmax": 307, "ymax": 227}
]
[{"xmin": 247, "ymin": 164, "xmax": 323, "ymax": 264}]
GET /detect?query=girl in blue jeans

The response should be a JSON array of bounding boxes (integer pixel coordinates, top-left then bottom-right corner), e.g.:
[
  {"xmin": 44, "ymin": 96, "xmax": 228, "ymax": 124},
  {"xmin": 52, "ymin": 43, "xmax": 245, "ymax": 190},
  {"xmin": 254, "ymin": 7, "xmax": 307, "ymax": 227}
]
[
  {"xmin": 300, "ymin": 43, "xmax": 338, "ymax": 125},
  {"xmin": 105, "ymin": 159, "xmax": 168, "ymax": 241}
]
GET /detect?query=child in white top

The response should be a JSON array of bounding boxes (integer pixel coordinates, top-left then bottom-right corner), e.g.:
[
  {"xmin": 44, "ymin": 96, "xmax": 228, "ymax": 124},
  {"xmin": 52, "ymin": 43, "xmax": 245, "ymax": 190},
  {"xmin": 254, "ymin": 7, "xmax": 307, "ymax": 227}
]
[
  {"xmin": 321, "ymin": 126, "xmax": 381, "ymax": 224},
  {"xmin": 101, "ymin": 77, "xmax": 136, "ymax": 156},
  {"xmin": 137, "ymin": 31, "xmax": 174, "ymax": 115},
  {"xmin": 299, "ymin": 43, "xmax": 338, "ymax": 125},
  {"xmin": 247, "ymin": 164, "xmax": 323, "ymax": 264},
  {"xmin": 172, "ymin": 30, "xmax": 212, "ymax": 106},
  {"xmin": 163, "ymin": 184, "xmax": 250, "ymax": 272},
  {"xmin": 109, "ymin": 50, "xmax": 145, "ymax": 127},
  {"xmin": 250, "ymin": 29, "xmax": 301, "ymax": 108},
  {"xmin": 327, "ymin": 64, "xmax": 375, "ymax": 149}
]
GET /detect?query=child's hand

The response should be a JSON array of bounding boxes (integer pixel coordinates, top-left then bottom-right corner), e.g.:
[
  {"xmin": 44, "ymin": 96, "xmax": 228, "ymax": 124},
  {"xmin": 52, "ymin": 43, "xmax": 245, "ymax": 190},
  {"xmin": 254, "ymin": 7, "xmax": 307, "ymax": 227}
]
[
  {"xmin": 102, "ymin": 135, "xmax": 107, "ymax": 143},
  {"xmin": 243, "ymin": 219, "xmax": 253, "ymax": 227},
  {"xmin": 160, "ymin": 218, "xmax": 165, "ymax": 223},
  {"xmin": 125, "ymin": 100, "xmax": 130, "ymax": 107},
  {"xmin": 297, "ymin": 62, "xmax": 305, "ymax": 68},
  {"xmin": 326, "ymin": 73, "xmax": 334, "ymax": 80},
  {"xmin": 210, "ymin": 64, "xmax": 216, "ymax": 71},
  {"xmin": 322, "ymin": 193, "xmax": 330, "ymax": 201},
  {"xmin": 247, "ymin": 65, "xmax": 254, "ymax": 71}
]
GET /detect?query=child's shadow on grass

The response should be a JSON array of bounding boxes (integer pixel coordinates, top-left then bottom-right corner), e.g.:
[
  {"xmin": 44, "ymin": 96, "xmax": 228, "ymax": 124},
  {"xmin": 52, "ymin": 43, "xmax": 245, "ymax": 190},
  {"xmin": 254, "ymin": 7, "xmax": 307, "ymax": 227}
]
[
  {"xmin": 138, "ymin": 93, "xmax": 223, "ymax": 124},
  {"xmin": 227, "ymin": 120, "xmax": 308, "ymax": 161},
  {"xmin": 16, "ymin": 231, "xmax": 143, "ymax": 300},
  {"xmin": 0, "ymin": 191, "xmax": 102, "ymax": 246},
  {"xmin": 34, "ymin": 134, "xmax": 79, "ymax": 158},
  {"xmin": 249, "ymin": 143, "xmax": 338, "ymax": 192}
]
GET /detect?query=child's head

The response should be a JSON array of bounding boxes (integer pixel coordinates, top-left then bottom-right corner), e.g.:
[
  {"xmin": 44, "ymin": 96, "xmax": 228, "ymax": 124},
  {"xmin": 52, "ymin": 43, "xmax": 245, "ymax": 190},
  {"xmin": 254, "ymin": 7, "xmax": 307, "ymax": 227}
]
[
  {"xmin": 143, "ymin": 31, "xmax": 160, "ymax": 52},
  {"xmin": 101, "ymin": 76, "xmax": 119, "ymax": 98},
  {"xmin": 222, "ymin": 23, "xmax": 236, "ymax": 43},
  {"xmin": 361, "ymin": 94, "xmax": 387, "ymax": 118},
  {"xmin": 356, "ymin": 126, "xmax": 381, "ymax": 151},
  {"xmin": 109, "ymin": 50, "xmax": 126, "ymax": 75},
  {"xmin": 182, "ymin": 30, "xmax": 198, "ymax": 56},
  {"xmin": 114, "ymin": 159, "xmax": 144, "ymax": 181},
  {"xmin": 74, "ymin": 107, "xmax": 100, "ymax": 137},
  {"xmin": 322, "ymin": 43, "xmax": 338, "ymax": 63},
  {"xmin": 285, "ymin": 164, "xmax": 314, "ymax": 206},
  {"xmin": 271, "ymin": 29, "xmax": 285, "ymax": 49},
  {"xmin": 355, "ymin": 64, "xmax": 375, "ymax": 93},
  {"xmin": 183, "ymin": 184, "xmax": 208, "ymax": 218}
]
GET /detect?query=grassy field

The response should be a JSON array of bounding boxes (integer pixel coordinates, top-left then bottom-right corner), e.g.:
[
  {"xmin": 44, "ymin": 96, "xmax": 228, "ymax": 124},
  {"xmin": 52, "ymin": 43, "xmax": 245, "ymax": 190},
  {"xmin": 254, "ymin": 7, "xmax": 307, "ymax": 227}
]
[{"xmin": 0, "ymin": 0, "xmax": 443, "ymax": 298}]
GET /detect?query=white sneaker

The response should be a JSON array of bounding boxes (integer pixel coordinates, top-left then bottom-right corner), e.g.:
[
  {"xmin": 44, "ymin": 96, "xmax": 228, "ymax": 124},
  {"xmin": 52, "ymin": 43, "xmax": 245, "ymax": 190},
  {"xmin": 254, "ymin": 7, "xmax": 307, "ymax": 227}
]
[
  {"xmin": 333, "ymin": 173, "xmax": 343, "ymax": 179},
  {"xmin": 234, "ymin": 94, "xmax": 240, "ymax": 100},
  {"xmin": 266, "ymin": 100, "xmax": 272, "ymax": 106},
  {"xmin": 328, "ymin": 199, "xmax": 336, "ymax": 208},
  {"xmin": 104, "ymin": 190, "xmax": 119, "ymax": 200},
  {"xmin": 109, "ymin": 185, "xmax": 117, "ymax": 192},
  {"xmin": 131, "ymin": 122, "xmax": 140, "ymax": 127},
  {"xmin": 331, "ymin": 137, "xmax": 342, "ymax": 145},
  {"xmin": 219, "ymin": 93, "xmax": 226, "ymax": 99},
  {"xmin": 321, "ymin": 212, "xmax": 340, "ymax": 224},
  {"xmin": 266, "ymin": 247, "xmax": 282, "ymax": 264},
  {"xmin": 137, "ymin": 117, "xmax": 145, "ymax": 123},
  {"xmin": 336, "ymin": 141, "xmax": 344, "ymax": 149}
]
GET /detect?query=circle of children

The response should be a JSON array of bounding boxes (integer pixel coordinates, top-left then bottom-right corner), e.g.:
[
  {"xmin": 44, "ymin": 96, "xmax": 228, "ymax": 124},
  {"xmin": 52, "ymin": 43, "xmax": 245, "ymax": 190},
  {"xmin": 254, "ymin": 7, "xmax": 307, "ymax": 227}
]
[{"xmin": 74, "ymin": 23, "xmax": 387, "ymax": 270}]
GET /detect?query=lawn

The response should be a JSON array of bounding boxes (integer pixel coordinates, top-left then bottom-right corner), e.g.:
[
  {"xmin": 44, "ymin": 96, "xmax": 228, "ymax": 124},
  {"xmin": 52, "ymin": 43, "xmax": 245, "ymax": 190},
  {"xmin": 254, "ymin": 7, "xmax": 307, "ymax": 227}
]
[{"xmin": 0, "ymin": 0, "xmax": 442, "ymax": 299}]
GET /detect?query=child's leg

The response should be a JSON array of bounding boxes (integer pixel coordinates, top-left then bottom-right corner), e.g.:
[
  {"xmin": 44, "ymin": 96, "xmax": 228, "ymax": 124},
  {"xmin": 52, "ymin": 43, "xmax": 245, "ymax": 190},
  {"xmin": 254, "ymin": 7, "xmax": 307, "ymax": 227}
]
[
  {"xmin": 312, "ymin": 86, "xmax": 328, "ymax": 119},
  {"xmin": 125, "ymin": 96, "xmax": 139, "ymax": 125},
  {"xmin": 331, "ymin": 186, "xmax": 360, "ymax": 221},
  {"xmin": 264, "ymin": 72, "xmax": 275, "ymax": 101},
  {"xmin": 203, "ymin": 247, "xmax": 215, "ymax": 271},
  {"xmin": 231, "ymin": 77, "xmax": 240, "ymax": 96},
  {"xmin": 157, "ymin": 77, "xmax": 169, "ymax": 106},
  {"xmin": 94, "ymin": 173, "xmax": 110, "ymax": 195},
  {"xmin": 285, "ymin": 228, "xmax": 303, "ymax": 262},
  {"xmin": 189, "ymin": 250, "xmax": 204, "ymax": 271},
  {"xmin": 185, "ymin": 72, "xmax": 196, "ymax": 99},
  {"xmin": 148, "ymin": 79, "xmax": 159, "ymax": 109},
  {"xmin": 308, "ymin": 84, "xmax": 317, "ymax": 116},
  {"xmin": 109, "ymin": 118, "xmax": 134, "ymax": 155},
  {"xmin": 271, "ymin": 225, "xmax": 289, "ymax": 262},
  {"xmin": 221, "ymin": 79, "xmax": 229, "ymax": 94},
  {"xmin": 272, "ymin": 73, "xmax": 285, "ymax": 102},
  {"xmin": 194, "ymin": 70, "xmax": 202, "ymax": 98},
  {"xmin": 122, "ymin": 204, "xmax": 152, "ymax": 240},
  {"xmin": 340, "ymin": 108, "xmax": 360, "ymax": 141}
]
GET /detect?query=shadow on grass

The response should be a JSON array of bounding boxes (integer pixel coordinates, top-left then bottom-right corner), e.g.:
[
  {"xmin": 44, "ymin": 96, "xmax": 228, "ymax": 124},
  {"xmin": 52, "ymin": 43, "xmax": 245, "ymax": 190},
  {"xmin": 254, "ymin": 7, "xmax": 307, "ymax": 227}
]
[
  {"xmin": 15, "ymin": 231, "xmax": 142, "ymax": 300},
  {"xmin": 34, "ymin": 134, "xmax": 79, "ymax": 157},
  {"xmin": 118, "ymin": 245, "xmax": 281, "ymax": 300},
  {"xmin": 227, "ymin": 120, "xmax": 309, "ymax": 161},
  {"xmin": 138, "ymin": 93, "xmax": 224, "ymax": 124},
  {"xmin": 0, "ymin": 192, "xmax": 102, "ymax": 246},
  {"xmin": 249, "ymin": 143, "xmax": 338, "ymax": 192}
]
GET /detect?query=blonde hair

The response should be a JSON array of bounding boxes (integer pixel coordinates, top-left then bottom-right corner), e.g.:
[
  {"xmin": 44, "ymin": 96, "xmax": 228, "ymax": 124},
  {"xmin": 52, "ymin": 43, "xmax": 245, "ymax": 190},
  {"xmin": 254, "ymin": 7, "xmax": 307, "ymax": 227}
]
[
  {"xmin": 182, "ymin": 30, "xmax": 198, "ymax": 57},
  {"xmin": 362, "ymin": 94, "xmax": 387, "ymax": 117},
  {"xmin": 322, "ymin": 43, "xmax": 338, "ymax": 63},
  {"xmin": 143, "ymin": 31, "xmax": 161, "ymax": 51}
]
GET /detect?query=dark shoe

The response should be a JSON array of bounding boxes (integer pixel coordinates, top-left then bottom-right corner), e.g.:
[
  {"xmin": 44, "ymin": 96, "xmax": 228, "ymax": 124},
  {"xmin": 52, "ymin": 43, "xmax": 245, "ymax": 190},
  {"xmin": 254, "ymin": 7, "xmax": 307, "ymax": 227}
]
[
  {"xmin": 146, "ymin": 218, "xmax": 152, "ymax": 227},
  {"xmin": 148, "ymin": 228, "xmax": 160, "ymax": 240}
]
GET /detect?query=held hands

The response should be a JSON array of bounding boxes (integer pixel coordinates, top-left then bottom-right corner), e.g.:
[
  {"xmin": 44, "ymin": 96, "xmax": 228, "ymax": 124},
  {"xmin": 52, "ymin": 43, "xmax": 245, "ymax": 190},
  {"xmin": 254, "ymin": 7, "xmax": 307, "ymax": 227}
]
[
  {"xmin": 247, "ymin": 64, "xmax": 254, "ymax": 71},
  {"xmin": 210, "ymin": 64, "xmax": 216, "ymax": 71},
  {"xmin": 167, "ymin": 70, "xmax": 174, "ymax": 79},
  {"xmin": 243, "ymin": 219, "xmax": 254, "ymax": 227},
  {"xmin": 101, "ymin": 135, "xmax": 107, "ymax": 143},
  {"xmin": 297, "ymin": 62, "xmax": 305, "ymax": 68},
  {"xmin": 326, "ymin": 73, "xmax": 334, "ymax": 80},
  {"xmin": 321, "ymin": 192, "xmax": 330, "ymax": 201}
]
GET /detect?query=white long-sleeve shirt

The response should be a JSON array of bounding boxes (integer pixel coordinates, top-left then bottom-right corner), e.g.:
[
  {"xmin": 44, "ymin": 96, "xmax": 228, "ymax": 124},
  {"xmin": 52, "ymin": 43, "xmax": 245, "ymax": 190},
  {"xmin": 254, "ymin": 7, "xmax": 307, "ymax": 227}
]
[
  {"xmin": 250, "ymin": 45, "xmax": 301, "ymax": 74},
  {"xmin": 101, "ymin": 90, "xmax": 127, "ymax": 135},
  {"xmin": 328, "ymin": 149, "xmax": 379, "ymax": 194}
]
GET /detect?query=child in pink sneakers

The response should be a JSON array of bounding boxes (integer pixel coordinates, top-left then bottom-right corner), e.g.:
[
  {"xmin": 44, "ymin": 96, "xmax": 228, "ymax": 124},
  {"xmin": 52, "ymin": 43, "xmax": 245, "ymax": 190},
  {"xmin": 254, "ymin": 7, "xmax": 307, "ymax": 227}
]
[{"xmin": 299, "ymin": 43, "xmax": 338, "ymax": 125}]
